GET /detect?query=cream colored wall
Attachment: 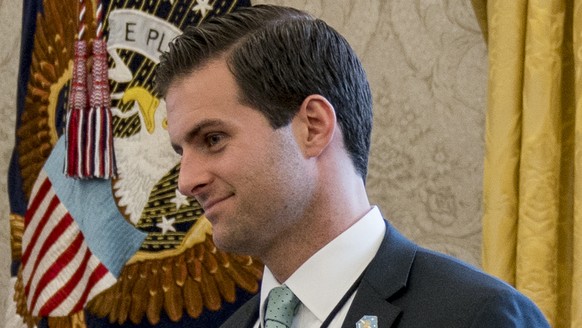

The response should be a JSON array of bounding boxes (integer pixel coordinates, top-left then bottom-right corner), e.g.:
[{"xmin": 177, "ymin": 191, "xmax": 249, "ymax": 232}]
[
  {"xmin": 1, "ymin": 0, "xmax": 23, "ymax": 323},
  {"xmin": 253, "ymin": 0, "xmax": 488, "ymax": 263},
  {"xmin": 0, "ymin": 0, "xmax": 487, "ymax": 322}
]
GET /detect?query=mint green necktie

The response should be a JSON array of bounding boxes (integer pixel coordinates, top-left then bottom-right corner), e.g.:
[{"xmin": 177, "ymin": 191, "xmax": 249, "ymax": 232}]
[{"xmin": 265, "ymin": 285, "xmax": 300, "ymax": 328}]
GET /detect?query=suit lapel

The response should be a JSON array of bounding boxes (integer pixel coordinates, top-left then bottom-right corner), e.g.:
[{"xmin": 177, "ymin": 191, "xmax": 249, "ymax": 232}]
[
  {"xmin": 341, "ymin": 280, "xmax": 402, "ymax": 328},
  {"xmin": 220, "ymin": 294, "xmax": 260, "ymax": 328},
  {"xmin": 341, "ymin": 221, "xmax": 418, "ymax": 328},
  {"xmin": 222, "ymin": 222, "xmax": 418, "ymax": 328}
]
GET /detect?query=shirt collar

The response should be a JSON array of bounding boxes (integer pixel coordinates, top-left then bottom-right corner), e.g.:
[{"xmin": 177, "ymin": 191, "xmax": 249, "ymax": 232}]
[{"xmin": 258, "ymin": 206, "xmax": 386, "ymax": 323}]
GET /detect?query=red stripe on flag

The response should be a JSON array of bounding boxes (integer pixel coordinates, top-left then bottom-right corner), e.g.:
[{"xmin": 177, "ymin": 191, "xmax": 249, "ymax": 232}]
[
  {"xmin": 22, "ymin": 193, "xmax": 63, "ymax": 273},
  {"xmin": 28, "ymin": 232, "xmax": 85, "ymax": 313},
  {"xmin": 37, "ymin": 247, "xmax": 92, "ymax": 315},
  {"xmin": 72, "ymin": 262, "xmax": 110, "ymax": 313},
  {"xmin": 24, "ymin": 213, "xmax": 74, "ymax": 297},
  {"xmin": 24, "ymin": 177, "xmax": 52, "ymax": 225}
]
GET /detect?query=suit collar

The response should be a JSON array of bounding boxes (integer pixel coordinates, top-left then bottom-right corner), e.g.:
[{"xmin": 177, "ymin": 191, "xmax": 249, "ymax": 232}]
[
  {"xmin": 220, "ymin": 221, "xmax": 418, "ymax": 328},
  {"xmin": 341, "ymin": 220, "xmax": 417, "ymax": 328},
  {"xmin": 220, "ymin": 294, "xmax": 260, "ymax": 328}
]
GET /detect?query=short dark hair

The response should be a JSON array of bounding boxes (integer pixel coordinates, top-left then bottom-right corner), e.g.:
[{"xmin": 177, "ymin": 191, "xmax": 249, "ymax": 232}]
[{"xmin": 156, "ymin": 5, "xmax": 373, "ymax": 179}]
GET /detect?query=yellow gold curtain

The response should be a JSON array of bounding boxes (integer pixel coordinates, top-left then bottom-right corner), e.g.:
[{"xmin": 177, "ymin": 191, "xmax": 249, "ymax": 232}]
[{"xmin": 473, "ymin": 0, "xmax": 582, "ymax": 326}]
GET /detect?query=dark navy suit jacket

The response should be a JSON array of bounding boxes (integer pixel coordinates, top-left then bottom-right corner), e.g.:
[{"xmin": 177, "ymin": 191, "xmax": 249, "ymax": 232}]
[{"xmin": 221, "ymin": 221, "xmax": 550, "ymax": 327}]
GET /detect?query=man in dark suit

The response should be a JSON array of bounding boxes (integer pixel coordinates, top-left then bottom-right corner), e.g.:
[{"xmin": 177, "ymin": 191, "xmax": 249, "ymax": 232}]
[{"xmin": 155, "ymin": 4, "xmax": 550, "ymax": 327}]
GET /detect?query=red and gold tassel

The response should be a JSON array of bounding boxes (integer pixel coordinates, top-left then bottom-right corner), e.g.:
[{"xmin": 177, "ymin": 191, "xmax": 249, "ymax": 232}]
[
  {"xmin": 64, "ymin": 0, "xmax": 116, "ymax": 179},
  {"xmin": 87, "ymin": 38, "xmax": 116, "ymax": 178},
  {"xmin": 64, "ymin": 0, "xmax": 89, "ymax": 178}
]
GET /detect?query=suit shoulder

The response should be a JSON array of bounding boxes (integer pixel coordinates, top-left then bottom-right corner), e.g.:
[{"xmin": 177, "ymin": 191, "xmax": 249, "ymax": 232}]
[
  {"xmin": 413, "ymin": 247, "xmax": 511, "ymax": 291},
  {"xmin": 393, "ymin": 247, "xmax": 550, "ymax": 327},
  {"xmin": 409, "ymin": 247, "xmax": 536, "ymax": 301}
]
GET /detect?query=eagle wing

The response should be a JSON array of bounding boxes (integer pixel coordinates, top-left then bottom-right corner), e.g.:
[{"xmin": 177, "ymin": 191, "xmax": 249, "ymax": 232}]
[
  {"xmin": 87, "ymin": 233, "xmax": 262, "ymax": 325},
  {"xmin": 16, "ymin": 0, "xmax": 96, "ymax": 198}
]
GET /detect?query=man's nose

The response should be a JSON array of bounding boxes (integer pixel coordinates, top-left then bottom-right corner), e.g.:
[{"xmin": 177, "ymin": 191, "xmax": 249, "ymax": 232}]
[{"xmin": 177, "ymin": 153, "xmax": 211, "ymax": 198}]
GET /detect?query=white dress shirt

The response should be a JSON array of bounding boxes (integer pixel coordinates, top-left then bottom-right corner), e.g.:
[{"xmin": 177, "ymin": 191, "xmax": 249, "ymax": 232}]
[{"xmin": 254, "ymin": 206, "xmax": 386, "ymax": 328}]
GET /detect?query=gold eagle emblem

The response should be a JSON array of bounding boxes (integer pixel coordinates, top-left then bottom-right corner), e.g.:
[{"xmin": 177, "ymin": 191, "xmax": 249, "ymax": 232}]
[{"xmin": 11, "ymin": 0, "xmax": 262, "ymax": 327}]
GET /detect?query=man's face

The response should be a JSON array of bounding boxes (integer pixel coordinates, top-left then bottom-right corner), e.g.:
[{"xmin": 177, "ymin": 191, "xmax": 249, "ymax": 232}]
[{"xmin": 166, "ymin": 60, "xmax": 314, "ymax": 256}]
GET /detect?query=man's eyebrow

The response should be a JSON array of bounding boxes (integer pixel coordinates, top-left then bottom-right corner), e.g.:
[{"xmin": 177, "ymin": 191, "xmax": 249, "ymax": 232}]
[{"xmin": 171, "ymin": 119, "xmax": 225, "ymax": 154}]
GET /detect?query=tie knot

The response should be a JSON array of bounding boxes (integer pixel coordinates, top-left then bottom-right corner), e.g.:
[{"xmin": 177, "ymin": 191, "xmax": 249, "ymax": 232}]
[{"xmin": 265, "ymin": 285, "xmax": 300, "ymax": 328}]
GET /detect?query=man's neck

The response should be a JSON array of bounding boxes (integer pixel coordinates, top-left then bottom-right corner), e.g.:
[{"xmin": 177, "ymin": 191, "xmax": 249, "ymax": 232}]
[{"xmin": 262, "ymin": 181, "xmax": 371, "ymax": 282}]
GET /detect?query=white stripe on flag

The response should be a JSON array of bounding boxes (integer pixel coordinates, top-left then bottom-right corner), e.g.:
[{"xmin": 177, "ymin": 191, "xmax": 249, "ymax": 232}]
[
  {"xmin": 21, "ymin": 167, "xmax": 118, "ymax": 316},
  {"xmin": 25, "ymin": 217, "xmax": 79, "ymax": 309},
  {"xmin": 32, "ymin": 241, "xmax": 88, "ymax": 315},
  {"xmin": 52, "ymin": 254, "xmax": 116, "ymax": 315},
  {"xmin": 22, "ymin": 175, "xmax": 57, "ymax": 286}
]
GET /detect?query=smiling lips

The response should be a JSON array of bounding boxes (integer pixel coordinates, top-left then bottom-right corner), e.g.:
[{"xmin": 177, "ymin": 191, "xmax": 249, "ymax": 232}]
[{"xmin": 200, "ymin": 194, "xmax": 233, "ymax": 214}]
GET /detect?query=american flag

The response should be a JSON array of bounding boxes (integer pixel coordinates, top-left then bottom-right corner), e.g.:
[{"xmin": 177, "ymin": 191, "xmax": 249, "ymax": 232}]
[{"xmin": 20, "ymin": 137, "xmax": 146, "ymax": 316}]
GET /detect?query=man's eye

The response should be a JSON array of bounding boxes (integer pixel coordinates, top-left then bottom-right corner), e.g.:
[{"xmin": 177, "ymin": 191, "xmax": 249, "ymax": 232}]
[{"xmin": 206, "ymin": 133, "xmax": 225, "ymax": 147}]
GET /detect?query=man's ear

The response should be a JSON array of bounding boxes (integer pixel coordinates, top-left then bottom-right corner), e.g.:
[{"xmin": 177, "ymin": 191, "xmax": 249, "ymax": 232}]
[{"xmin": 292, "ymin": 95, "xmax": 337, "ymax": 158}]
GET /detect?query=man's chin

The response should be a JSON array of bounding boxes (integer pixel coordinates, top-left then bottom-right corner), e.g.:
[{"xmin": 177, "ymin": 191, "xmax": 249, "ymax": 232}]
[
  {"xmin": 211, "ymin": 229, "xmax": 236, "ymax": 252},
  {"xmin": 211, "ymin": 231, "xmax": 253, "ymax": 256}
]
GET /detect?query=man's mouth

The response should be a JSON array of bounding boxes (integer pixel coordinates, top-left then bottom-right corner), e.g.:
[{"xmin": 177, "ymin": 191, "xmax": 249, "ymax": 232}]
[{"xmin": 201, "ymin": 194, "xmax": 233, "ymax": 213}]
